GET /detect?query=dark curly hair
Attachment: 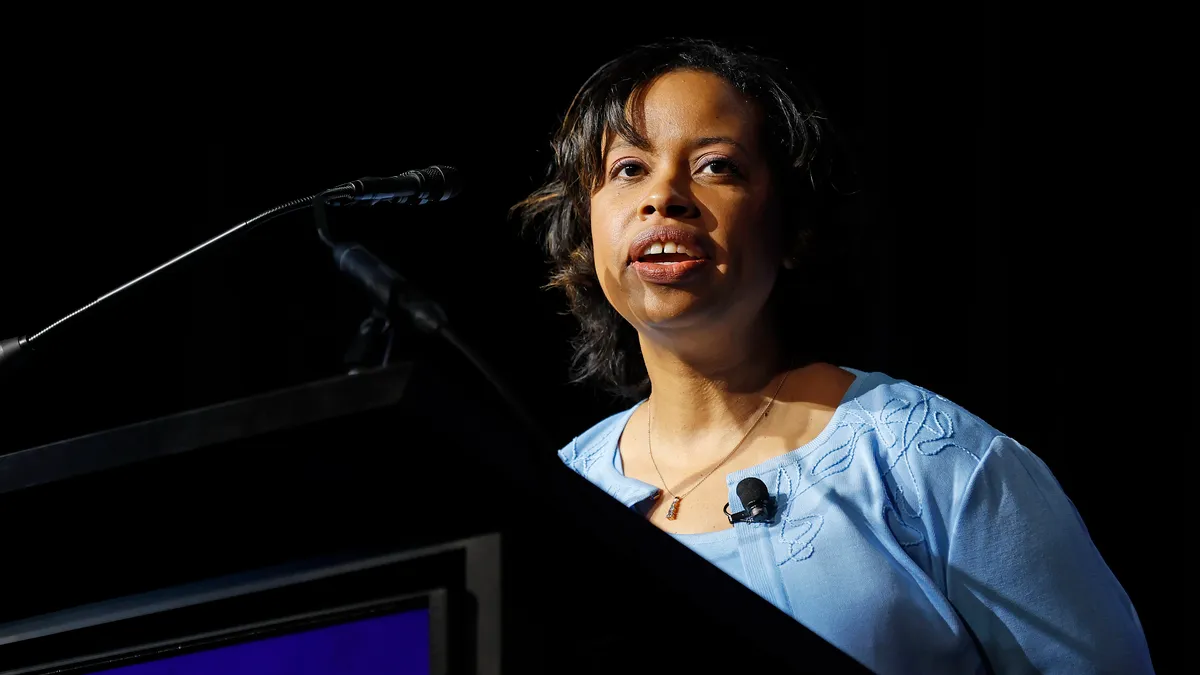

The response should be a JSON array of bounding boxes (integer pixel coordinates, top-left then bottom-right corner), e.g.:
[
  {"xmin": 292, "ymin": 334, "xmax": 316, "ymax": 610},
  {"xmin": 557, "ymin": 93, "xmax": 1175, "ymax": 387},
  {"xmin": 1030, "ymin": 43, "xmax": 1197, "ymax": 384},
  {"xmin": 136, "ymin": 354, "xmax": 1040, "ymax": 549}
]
[{"xmin": 514, "ymin": 38, "xmax": 856, "ymax": 400}]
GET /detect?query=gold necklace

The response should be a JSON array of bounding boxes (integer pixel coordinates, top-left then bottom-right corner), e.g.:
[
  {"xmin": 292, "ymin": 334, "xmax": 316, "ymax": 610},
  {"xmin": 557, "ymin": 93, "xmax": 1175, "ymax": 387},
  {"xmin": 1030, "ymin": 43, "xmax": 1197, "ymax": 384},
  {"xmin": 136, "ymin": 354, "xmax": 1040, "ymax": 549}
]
[{"xmin": 648, "ymin": 370, "xmax": 790, "ymax": 521}]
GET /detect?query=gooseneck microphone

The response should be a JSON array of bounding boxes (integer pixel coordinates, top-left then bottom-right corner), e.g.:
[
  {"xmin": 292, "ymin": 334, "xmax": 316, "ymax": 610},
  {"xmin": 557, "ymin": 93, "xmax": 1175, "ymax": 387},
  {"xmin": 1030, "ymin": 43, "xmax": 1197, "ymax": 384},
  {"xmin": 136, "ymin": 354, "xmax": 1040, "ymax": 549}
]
[
  {"xmin": 724, "ymin": 477, "xmax": 776, "ymax": 524},
  {"xmin": 0, "ymin": 192, "xmax": 318, "ymax": 372},
  {"xmin": 0, "ymin": 167, "xmax": 460, "ymax": 372},
  {"xmin": 323, "ymin": 166, "xmax": 462, "ymax": 205}
]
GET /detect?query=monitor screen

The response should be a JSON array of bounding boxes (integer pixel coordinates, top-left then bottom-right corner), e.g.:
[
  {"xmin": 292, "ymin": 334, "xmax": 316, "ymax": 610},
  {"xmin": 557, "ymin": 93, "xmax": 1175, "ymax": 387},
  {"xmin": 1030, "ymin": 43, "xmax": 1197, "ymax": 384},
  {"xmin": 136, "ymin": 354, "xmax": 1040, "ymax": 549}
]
[{"xmin": 87, "ymin": 606, "xmax": 430, "ymax": 675}]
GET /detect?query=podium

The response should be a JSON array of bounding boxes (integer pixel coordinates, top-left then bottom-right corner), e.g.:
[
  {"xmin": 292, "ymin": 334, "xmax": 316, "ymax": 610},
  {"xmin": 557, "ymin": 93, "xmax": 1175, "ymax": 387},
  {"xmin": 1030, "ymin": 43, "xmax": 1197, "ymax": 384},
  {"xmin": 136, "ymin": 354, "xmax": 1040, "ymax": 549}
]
[{"xmin": 0, "ymin": 359, "xmax": 866, "ymax": 673}]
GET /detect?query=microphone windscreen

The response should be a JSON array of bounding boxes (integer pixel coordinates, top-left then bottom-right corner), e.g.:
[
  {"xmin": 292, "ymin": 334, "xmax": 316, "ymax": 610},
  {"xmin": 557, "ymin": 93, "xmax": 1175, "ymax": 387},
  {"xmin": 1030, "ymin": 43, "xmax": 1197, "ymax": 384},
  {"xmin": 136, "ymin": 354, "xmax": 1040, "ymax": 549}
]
[
  {"xmin": 736, "ymin": 477, "xmax": 769, "ymax": 506},
  {"xmin": 421, "ymin": 165, "xmax": 462, "ymax": 201}
]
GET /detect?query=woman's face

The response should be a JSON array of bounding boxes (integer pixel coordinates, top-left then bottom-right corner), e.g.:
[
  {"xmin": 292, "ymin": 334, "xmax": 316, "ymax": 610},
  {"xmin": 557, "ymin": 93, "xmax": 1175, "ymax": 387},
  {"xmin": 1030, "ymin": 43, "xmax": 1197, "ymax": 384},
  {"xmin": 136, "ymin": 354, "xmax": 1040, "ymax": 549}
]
[{"xmin": 589, "ymin": 69, "xmax": 783, "ymax": 341}]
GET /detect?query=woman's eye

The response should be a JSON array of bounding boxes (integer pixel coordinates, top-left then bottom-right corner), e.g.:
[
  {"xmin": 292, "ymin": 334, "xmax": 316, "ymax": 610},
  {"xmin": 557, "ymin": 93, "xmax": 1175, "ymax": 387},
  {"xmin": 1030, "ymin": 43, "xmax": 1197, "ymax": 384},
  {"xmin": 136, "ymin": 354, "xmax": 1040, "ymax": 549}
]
[
  {"xmin": 612, "ymin": 162, "xmax": 644, "ymax": 179},
  {"xmin": 699, "ymin": 159, "xmax": 738, "ymax": 175}
]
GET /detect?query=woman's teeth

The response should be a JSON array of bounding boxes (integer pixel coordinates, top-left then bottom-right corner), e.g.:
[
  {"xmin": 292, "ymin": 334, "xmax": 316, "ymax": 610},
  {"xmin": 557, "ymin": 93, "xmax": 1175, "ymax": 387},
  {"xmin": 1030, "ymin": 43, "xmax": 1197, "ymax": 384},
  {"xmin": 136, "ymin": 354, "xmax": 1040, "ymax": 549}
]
[{"xmin": 643, "ymin": 242, "xmax": 696, "ymax": 257}]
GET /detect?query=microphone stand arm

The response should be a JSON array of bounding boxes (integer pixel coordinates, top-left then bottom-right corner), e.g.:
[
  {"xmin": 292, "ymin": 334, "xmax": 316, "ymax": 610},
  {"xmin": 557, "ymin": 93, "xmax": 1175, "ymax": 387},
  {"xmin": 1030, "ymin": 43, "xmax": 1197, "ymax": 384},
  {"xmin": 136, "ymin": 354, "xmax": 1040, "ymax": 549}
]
[{"xmin": 0, "ymin": 194, "xmax": 319, "ymax": 372}]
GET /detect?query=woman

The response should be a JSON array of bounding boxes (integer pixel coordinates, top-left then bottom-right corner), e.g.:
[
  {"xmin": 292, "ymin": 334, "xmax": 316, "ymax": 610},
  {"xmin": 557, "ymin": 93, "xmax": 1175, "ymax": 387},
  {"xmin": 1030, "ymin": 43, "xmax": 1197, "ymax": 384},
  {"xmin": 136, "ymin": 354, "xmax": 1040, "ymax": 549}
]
[{"xmin": 515, "ymin": 39, "xmax": 1153, "ymax": 674}]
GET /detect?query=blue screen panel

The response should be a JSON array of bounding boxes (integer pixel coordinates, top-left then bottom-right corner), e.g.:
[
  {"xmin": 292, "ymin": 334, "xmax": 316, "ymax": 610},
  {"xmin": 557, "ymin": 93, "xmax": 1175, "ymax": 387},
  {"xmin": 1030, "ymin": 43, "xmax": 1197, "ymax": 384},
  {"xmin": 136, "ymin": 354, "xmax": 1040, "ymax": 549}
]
[{"xmin": 91, "ymin": 607, "xmax": 429, "ymax": 675}]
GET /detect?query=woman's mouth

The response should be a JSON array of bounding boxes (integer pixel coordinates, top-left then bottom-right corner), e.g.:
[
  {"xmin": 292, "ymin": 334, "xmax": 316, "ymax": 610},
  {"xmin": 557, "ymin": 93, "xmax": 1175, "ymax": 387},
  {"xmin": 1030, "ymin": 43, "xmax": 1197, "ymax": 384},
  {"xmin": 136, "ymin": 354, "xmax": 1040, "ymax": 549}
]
[{"xmin": 629, "ymin": 238, "xmax": 711, "ymax": 285}]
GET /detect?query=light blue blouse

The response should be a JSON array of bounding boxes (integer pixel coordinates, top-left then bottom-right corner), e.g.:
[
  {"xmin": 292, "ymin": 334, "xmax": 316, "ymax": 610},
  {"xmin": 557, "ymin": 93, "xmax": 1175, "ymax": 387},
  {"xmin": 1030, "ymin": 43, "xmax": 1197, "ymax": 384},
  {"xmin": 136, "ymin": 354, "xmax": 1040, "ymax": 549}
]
[
  {"xmin": 559, "ymin": 368, "xmax": 1154, "ymax": 674},
  {"xmin": 670, "ymin": 529, "xmax": 747, "ymax": 588}
]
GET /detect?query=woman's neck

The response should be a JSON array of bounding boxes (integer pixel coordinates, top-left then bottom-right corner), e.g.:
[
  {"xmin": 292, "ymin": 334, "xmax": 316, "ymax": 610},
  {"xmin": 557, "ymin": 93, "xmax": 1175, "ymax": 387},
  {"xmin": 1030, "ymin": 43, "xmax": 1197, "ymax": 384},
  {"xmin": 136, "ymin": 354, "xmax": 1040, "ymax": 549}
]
[{"xmin": 639, "ymin": 319, "xmax": 786, "ymax": 450}]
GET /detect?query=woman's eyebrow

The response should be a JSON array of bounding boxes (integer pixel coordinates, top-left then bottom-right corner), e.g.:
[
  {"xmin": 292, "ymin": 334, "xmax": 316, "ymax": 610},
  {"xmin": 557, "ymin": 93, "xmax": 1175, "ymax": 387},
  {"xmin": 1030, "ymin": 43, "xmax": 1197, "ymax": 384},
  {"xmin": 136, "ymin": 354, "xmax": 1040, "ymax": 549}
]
[
  {"xmin": 607, "ymin": 136, "xmax": 745, "ymax": 156},
  {"xmin": 607, "ymin": 137, "xmax": 646, "ymax": 154},
  {"xmin": 693, "ymin": 136, "xmax": 745, "ymax": 151}
]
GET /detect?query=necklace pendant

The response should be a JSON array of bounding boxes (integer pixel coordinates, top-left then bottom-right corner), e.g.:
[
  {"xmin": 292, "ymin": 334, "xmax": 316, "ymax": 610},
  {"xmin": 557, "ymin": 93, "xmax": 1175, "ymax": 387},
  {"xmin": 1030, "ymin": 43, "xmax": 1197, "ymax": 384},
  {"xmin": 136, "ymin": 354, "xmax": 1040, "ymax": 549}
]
[{"xmin": 666, "ymin": 496, "xmax": 682, "ymax": 520}]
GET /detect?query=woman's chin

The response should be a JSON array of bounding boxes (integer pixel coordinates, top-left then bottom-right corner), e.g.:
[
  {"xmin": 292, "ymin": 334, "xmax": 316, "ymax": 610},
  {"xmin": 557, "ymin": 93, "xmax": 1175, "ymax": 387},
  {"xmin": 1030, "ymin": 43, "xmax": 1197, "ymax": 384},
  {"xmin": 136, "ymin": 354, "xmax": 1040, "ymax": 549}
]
[{"xmin": 630, "ymin": 291, "xmax": 720, "ymax": 330}]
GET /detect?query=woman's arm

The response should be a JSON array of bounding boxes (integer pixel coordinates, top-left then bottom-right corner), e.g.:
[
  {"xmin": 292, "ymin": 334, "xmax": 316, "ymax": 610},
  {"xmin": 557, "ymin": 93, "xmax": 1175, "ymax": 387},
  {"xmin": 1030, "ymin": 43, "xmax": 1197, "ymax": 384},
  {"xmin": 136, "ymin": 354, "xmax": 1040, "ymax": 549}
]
[{"xmin": 945, "ymin": 436, "xmax": 1154, "ymax": 674}]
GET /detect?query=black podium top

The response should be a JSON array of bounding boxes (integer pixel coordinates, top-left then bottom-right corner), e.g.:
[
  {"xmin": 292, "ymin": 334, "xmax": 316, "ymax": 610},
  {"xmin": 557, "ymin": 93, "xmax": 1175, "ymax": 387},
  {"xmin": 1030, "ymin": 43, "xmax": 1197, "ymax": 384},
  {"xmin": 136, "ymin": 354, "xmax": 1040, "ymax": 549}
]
[{"xmin": 0, "ymin": 365, "xmax": 415, "ymax": 495}]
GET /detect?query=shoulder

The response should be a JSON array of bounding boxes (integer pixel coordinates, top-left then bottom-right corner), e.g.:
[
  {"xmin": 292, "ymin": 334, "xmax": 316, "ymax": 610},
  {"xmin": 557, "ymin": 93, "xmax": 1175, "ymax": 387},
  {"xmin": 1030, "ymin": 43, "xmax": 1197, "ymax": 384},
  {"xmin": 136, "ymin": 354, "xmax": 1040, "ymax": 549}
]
[
  {"xmin": 842, "ymin": 371, "xmax": 1151, "ymax": 669},
  {"xmin": 841, "ymin": 368, "xmax": 1003, "ymax": 470},
  {"xmin": 557, "ymin": 404, "xmax": 639, "ymax": 478},
  {"xmin": 837, "ymin": 369, "xmax": 1009, "ymax": 561}
]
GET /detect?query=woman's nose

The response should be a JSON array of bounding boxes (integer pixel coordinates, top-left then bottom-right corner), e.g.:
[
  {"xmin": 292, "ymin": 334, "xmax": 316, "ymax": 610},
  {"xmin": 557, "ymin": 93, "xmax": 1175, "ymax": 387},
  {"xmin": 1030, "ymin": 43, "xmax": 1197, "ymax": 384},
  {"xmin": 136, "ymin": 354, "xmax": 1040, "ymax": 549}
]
[{"xmin": 639, "ymin": 175, "xmax": 700, "ymax": 220}]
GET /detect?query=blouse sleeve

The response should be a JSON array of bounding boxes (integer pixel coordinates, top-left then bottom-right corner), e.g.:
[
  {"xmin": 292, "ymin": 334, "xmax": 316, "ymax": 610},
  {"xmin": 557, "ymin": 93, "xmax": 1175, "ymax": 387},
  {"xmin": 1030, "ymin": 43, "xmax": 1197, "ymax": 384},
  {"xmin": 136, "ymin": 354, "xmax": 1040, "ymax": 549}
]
[{"xmin": 945, "ymin": 435, "xmax": 1155, "ymax": 674}]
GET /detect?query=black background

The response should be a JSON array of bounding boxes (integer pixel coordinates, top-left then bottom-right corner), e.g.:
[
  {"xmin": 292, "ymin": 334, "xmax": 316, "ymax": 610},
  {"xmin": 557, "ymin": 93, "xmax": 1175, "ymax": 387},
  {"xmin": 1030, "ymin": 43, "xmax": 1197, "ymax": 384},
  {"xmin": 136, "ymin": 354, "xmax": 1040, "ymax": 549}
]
[{"xmin": 0, "ymin": 4, "xmax": 1186, "ymax": 670}]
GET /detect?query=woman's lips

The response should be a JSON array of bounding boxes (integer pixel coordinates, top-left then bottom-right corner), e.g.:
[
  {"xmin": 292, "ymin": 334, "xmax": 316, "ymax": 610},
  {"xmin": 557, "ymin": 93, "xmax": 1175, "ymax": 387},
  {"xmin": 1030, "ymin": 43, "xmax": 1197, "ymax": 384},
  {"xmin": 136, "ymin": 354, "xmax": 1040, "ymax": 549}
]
[
  {"xmin": 627, "ymin": 224, "xmax": 711, "ymax": 285},
  {"xmin": 631, "ymin": 258, "xmax": 710, "ymax": 284},
  {"xmin": 627, "ymin": 225, "xmax": 708, "ymax": 263}
]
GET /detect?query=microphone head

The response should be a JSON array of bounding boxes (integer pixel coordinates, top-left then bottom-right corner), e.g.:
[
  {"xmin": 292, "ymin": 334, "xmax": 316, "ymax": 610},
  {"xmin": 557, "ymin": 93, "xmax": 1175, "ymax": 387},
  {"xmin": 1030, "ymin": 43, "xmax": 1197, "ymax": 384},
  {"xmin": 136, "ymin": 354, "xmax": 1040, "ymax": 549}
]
[
  {"xmin": 736, "ymin": 477, "xmax": 769, "ymax": 507},
  {"xmin": 415, "ymin": 165, "xmax": 461, "ymax": 202}
]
